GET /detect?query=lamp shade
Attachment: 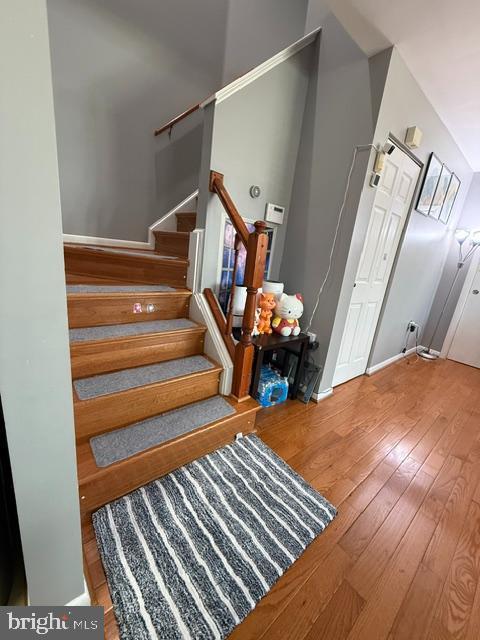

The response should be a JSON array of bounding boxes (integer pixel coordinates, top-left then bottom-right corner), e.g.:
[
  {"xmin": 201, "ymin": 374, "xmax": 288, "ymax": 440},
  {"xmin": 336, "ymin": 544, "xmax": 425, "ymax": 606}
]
[
  {"xmin": 455, "ymin": 228, "xmax": 470, "ymax": 244},
  {"xmin": 471, "ymin": 230, "xmax": 480, "ymax": 246}
]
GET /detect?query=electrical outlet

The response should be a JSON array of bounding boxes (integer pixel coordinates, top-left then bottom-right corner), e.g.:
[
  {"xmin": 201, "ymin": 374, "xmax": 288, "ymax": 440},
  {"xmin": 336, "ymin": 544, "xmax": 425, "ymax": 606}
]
[{"xmin": 307, "ymin": 331, "xmax": 317, "ymax": 343}]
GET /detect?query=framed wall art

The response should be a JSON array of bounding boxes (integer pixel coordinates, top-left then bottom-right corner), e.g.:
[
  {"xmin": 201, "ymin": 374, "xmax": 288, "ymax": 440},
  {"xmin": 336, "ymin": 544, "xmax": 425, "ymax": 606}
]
[
  {"xmin": 439, "ymin": 173, "xmax": 460, "ymax": 224},
  {"xmin": 429, "ymin": 164, "xmax": 452, "ymax": 219},
  {"xmin": 416, "ymin": 153, "xmax": 442, "ymax": 215}
]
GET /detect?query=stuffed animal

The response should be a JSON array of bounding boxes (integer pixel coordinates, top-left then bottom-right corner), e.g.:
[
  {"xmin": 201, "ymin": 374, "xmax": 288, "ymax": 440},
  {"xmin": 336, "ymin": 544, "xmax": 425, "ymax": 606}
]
[
  {"xmin": 257, "ymin": 292, "xmax": 276, "ymax": 334},
  {"xmin": 272, "ymin": 293, "xmax": 304, "ymax": 337}
]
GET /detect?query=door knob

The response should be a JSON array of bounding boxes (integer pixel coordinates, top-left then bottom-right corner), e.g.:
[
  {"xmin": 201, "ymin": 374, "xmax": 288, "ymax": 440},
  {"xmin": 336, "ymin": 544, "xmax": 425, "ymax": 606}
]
[{"xmin": 473, "ymin": 289, "xmax": 479, "ymax": 295}]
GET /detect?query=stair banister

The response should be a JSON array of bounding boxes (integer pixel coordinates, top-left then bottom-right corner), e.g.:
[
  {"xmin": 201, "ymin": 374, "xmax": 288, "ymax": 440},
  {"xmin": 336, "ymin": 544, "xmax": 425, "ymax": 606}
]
[
  {"xmin": 208, "ymin": 170, "xmax": 268, "ymax": 400},
  {"xmin": 154, "ymin": 103, "xmax": 201, "ymax": 137}
]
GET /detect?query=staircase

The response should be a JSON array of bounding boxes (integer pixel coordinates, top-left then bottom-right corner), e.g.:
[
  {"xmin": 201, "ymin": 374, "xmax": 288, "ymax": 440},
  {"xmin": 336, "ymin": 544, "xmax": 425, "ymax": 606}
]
[{"xmin": 66, "ymin": 210, "xmax": 259, "ymax": 619}]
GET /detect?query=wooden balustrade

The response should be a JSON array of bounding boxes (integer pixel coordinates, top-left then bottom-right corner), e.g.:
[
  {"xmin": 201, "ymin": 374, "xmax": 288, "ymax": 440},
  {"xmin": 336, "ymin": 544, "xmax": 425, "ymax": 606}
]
[{"xmin": 208, "ymin": 170, "xmax": 268, "ymax": 400}]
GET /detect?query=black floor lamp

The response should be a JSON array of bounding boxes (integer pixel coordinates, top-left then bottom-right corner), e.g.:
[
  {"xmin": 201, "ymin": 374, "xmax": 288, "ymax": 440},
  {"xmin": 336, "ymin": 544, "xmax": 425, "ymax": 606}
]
[{"xmin": 419, "ymin": 228, "xmax": 480, "ymax": 360}]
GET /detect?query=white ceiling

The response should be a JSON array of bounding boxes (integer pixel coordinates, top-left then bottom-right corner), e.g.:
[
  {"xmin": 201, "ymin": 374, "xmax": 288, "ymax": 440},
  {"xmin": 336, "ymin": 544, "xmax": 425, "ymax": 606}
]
[{"xmin": 327, "ymin": 0, "xmax": 480, "ymax": 171}]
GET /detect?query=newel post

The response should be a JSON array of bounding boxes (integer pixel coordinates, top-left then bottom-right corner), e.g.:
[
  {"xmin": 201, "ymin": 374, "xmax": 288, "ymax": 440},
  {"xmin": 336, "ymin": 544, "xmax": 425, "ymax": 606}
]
[{"xmin": 231, "ymin": 220, "xmax": 268, "ymax": 400}]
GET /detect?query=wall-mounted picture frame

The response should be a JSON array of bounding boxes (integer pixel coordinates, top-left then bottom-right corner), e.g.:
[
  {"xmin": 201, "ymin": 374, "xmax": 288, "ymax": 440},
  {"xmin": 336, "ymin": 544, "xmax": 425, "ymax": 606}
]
[
  {"xmin": 439, "ymin": 173, "xmax": 461, "ymax": 224},
  {"xmin": 430, "ymin": 164, "xmax": 452, "ymax": 219},
  {"xmin": 416, "ymin": 153, "xmax": 442, "ymax": 215}
]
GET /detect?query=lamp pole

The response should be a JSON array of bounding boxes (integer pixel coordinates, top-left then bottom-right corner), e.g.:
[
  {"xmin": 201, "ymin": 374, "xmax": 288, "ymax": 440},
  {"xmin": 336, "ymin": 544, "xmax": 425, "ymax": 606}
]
[{"xmin": 420, "ymin": 229, "xmax": 480, "ymax": 360}]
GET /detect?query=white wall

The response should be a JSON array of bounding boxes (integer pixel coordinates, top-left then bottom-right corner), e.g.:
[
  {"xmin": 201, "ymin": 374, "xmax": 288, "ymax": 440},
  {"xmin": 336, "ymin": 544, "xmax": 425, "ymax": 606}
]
[
  {"xmin": 198, "ymin": 45, "xmax": 314, "ymax": 291},
  {"xmin": 367, "ymin": 49, "xmax": 473, "ymax": 367},
  {"xmin": 0, "ymin": 0, "xmax": 84, "ymax": 605},
  {"xmin": 425, "ymin": 172, "xmax": 480, "ymax": 352}
]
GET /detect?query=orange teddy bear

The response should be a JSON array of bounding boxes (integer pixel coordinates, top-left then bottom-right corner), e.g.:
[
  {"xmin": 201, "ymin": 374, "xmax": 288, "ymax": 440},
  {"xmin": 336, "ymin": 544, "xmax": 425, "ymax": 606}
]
[{"xmin": 257, "ymin": 293, "xmax": 276, "ymax": 334}]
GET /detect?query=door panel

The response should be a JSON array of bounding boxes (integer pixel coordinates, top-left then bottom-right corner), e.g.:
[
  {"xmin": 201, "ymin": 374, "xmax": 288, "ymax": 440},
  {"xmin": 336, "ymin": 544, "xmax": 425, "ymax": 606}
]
[
  {"xmin": 337, "ymin": 303, "xmax": 362, "ymax": 367},
  {"xmin": 448, "ymin": 269, "xmax": 480, "ymax": 368},
  {"xmin": 357, "ymin": 205, "xmax": 387, "ymax": 283},
  {"xmin": 333, "ymin": 146, "xmax": 421, "ymax": 387},
  {"xmin": 374, "ymin": 212, "xmax": 401, "ymax": 284},
  {"xmin": 354, "ymin": 302, "xmax": 378, "ymax": 361}
]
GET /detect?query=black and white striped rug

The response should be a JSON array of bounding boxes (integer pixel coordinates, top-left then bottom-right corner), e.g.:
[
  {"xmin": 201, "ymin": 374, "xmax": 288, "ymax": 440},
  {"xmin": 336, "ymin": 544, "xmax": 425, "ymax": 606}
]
[{"xmin": 93, "ymin": 434, "xmax": 336, "ymax": 640}]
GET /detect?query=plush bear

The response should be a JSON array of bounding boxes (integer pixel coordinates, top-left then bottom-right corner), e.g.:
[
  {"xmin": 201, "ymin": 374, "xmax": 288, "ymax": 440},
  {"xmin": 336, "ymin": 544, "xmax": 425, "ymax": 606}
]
[
  {"xmin": 257, "ymin": 292, "xmax": 276, "ymax": 334},
  {"xmin": 272, "ymin": 293, "xmax": 303, "ymax": 337}
]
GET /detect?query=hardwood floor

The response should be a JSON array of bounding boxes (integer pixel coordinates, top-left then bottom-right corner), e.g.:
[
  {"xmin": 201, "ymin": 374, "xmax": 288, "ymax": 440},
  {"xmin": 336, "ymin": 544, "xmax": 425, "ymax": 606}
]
[{"xmin": 92, "ymin": 356, "xmax": 480, "ymax": 640}]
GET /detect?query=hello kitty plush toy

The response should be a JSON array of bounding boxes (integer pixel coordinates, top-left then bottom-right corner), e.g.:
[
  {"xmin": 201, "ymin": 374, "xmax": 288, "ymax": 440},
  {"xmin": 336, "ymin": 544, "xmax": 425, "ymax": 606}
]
[{"xmin": 272, "ymin": 293, "xmax": 304, "ymax": 337}]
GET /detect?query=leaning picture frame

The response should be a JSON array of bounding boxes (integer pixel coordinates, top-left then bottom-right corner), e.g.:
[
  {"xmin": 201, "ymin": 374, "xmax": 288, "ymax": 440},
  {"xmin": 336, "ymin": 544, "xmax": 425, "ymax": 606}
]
[
  {"xmin": 430, "ymin": 164, "xmax": 452, "ymax": 220},
  {"xmin": 416, "ymin": 153, "xmax": 442, "ymax": 215},
  {"xmin": 439, "ymin": 173, "xmax": 460, "ymax": 224}
]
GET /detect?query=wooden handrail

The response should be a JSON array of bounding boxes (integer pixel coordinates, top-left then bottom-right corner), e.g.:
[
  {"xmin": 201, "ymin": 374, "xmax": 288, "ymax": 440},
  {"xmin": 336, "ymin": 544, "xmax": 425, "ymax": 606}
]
[
  {"xmin": 209, "ymin": 171, "xmax": 250, "ymax": 246},
  {"xmin": 204, "ymin": 288, "xmax": 236, "ymax": 360},
  {"xmin": 154, "ymin": 103, "xmax": 200, "ymax": 137},
  {"xmin": 208, "ymin": 170, "xmax": 268, "ymax": 400}
]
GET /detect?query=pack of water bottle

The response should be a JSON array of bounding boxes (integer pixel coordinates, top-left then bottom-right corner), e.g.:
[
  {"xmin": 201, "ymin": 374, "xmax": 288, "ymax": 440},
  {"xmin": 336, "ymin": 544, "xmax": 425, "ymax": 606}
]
[{"xmin": 255, "ymin": 365, "xmax": 289, "ymax": 407}]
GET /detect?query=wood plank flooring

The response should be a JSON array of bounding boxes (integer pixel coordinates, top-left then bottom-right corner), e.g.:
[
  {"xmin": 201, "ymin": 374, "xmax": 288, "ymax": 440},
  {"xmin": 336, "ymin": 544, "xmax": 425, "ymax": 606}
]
[{"xmin": 93, "ymin": 356, "xmax": 480, "ymax": 640}]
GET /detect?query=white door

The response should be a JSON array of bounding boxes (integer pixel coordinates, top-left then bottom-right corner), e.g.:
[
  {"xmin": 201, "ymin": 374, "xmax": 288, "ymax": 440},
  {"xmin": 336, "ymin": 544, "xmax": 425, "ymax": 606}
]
[
  {"xmin": 448, "ymin": 267, "xmax": 480, "ymax": 368},
  {"xmin": 333, "ymin": 145, "xmax": 421, "ymax": 387}
]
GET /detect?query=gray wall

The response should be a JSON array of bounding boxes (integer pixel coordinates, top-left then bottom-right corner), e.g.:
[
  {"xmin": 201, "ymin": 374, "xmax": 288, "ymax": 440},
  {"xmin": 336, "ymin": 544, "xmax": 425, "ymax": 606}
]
[
  {"xmin": 47, "ymin": 0, "xmax": 310, "ymax": 242},
  {"xmin": 198, "ymin": 45, "xmax": 313, "ymax": 291},
  {"xmin": 0, "ymin": 0, "xmax": 84, "ymax": 604},
  {"xmin": 279, "ymin": 6, "xmax": 375, "ymax": 392},
  {"xmin": 424, "ymin": 172, "xmax": 480, "ymax": 352},
  {"xmin": 47, "ymin": 0, "xmax": 228, "ymax": 241},
  {"xmin": 368, "ymin": 49, "xmax": 473, "ymax": 367},
  {"xmin": 222, "ymin": 0, "xmax": 308, "ymax": 83}
]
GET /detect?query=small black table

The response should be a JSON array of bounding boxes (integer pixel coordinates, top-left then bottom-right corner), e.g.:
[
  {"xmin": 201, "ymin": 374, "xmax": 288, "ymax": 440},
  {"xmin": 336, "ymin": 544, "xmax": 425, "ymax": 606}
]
[{"xmin": 245, "ymin": 331, "xmax": 310, "ymax": 400}]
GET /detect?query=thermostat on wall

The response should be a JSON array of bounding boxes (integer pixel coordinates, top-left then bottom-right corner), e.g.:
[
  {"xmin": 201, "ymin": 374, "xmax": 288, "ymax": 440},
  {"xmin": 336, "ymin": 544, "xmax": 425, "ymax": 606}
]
[{"xmin": 265, "ymin": 202, "xmax": 285, "ymax": 225}]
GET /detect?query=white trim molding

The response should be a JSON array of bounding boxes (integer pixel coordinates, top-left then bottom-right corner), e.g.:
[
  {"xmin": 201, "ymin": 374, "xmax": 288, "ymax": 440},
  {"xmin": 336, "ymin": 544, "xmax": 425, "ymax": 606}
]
[
  {"xmin": 63, "ymin": 234, "xmax": 151, "ymax": 251},
  {"xmin": 187, "ymin": 228, "xmax": 205, "ymax": 293},
  {"xmin": 188, "ymin": 293, "xmax": 233, "ymax": 395},
  {"xmin": 148, "ymin": 189, "xmax": 199, "ymax": 239},
  {"xmin": 312, "ymin": 387, "xmax": 333, "ymax": 403},
  {"xmin": 65, "ymin": 579, "xmax": 91, "ymax": 607},
  {"xmin": 64, "ymin": 189, "xmax": 199, "ymax": 251},
  {"xmin": 201, "ymin": 28, "xmax": 321, "ymax": 108},
  {"xmin": 365, "ymin": 346, "xmax": 420, "ymax": 376}
]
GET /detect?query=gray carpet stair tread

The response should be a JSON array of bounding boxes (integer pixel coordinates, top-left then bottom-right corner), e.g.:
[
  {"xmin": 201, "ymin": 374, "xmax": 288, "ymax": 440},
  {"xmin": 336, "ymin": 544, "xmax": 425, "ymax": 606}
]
[
  {"xmin": 66, "ymin": 284, "xmax": 176, "ymax": 293},
  {"xmin": 90, "ymin": 395, "xmax": 235, "ymax": 467},
  {"xmin": 70, "ymin": 319, "xmax": 197, "ymax": 343},
  {"xmin": 74, "ymin": 355, "xmax": 215, "ymax": 400}
]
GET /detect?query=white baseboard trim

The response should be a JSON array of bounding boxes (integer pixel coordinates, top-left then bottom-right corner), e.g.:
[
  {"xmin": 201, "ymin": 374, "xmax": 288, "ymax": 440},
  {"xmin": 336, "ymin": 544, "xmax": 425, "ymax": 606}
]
[
  {"xmin": 312, "ymin": 387, "xmax": 333, "ymax": 403},
  {"xmin": 148, "ymin": 189, "xmax": 199, "ymax": 239},
  {"xmin": 189, "ymin": 293, "xmax": 233, "ymax": 395},
  {"xmin": 365, "ymin": 346, "xmax": 421, "ymax": 376},
  {"xmin": 65, "ymin": 579, "xmax": 91, "ymax": 607},
  {"xmin": 64, "ymin": 190, "xmax": 199, "ymax": 253},
  {"xmin": 63, "ymin": 233, "xmax": 152, "ymax": 251}
]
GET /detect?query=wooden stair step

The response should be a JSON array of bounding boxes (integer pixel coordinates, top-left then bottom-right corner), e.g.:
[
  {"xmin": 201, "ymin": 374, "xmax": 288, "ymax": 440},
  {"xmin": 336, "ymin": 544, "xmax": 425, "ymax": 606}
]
[
  {"xmin": 154, "ymin": 230, "xmax": 189, "ymax": 258},
  {"xmin": 175, "ymin": 211, "xmax": 197, "ymax": 232},
  {"xmin": 73, "ymin": 356, "xmax": 222, "ymax": 441},
  {"xmin": 67, "ymin": 289, "xmax": 191, "ymax": 328},
  {"xmin": 70, "ymin": 321, "xmax": 207, "ymax": 377},
  {"xmin": 64, "ymin": 244, "xmax": 188, "ymax": 287},
  {"xmin": 77, "ymin": 397, "xmax": 259, "ymax": 517}
]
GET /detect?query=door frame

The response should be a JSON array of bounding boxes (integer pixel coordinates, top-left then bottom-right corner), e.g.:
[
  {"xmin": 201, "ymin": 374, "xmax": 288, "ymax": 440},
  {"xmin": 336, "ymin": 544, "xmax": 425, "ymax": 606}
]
[
  {"xmin": 440, "ymin": 248, "xmax": 480, "ymax": 359},
  {"xmin": 334, "ymin": 136, "xmax": 424, "ymax": 385}
]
